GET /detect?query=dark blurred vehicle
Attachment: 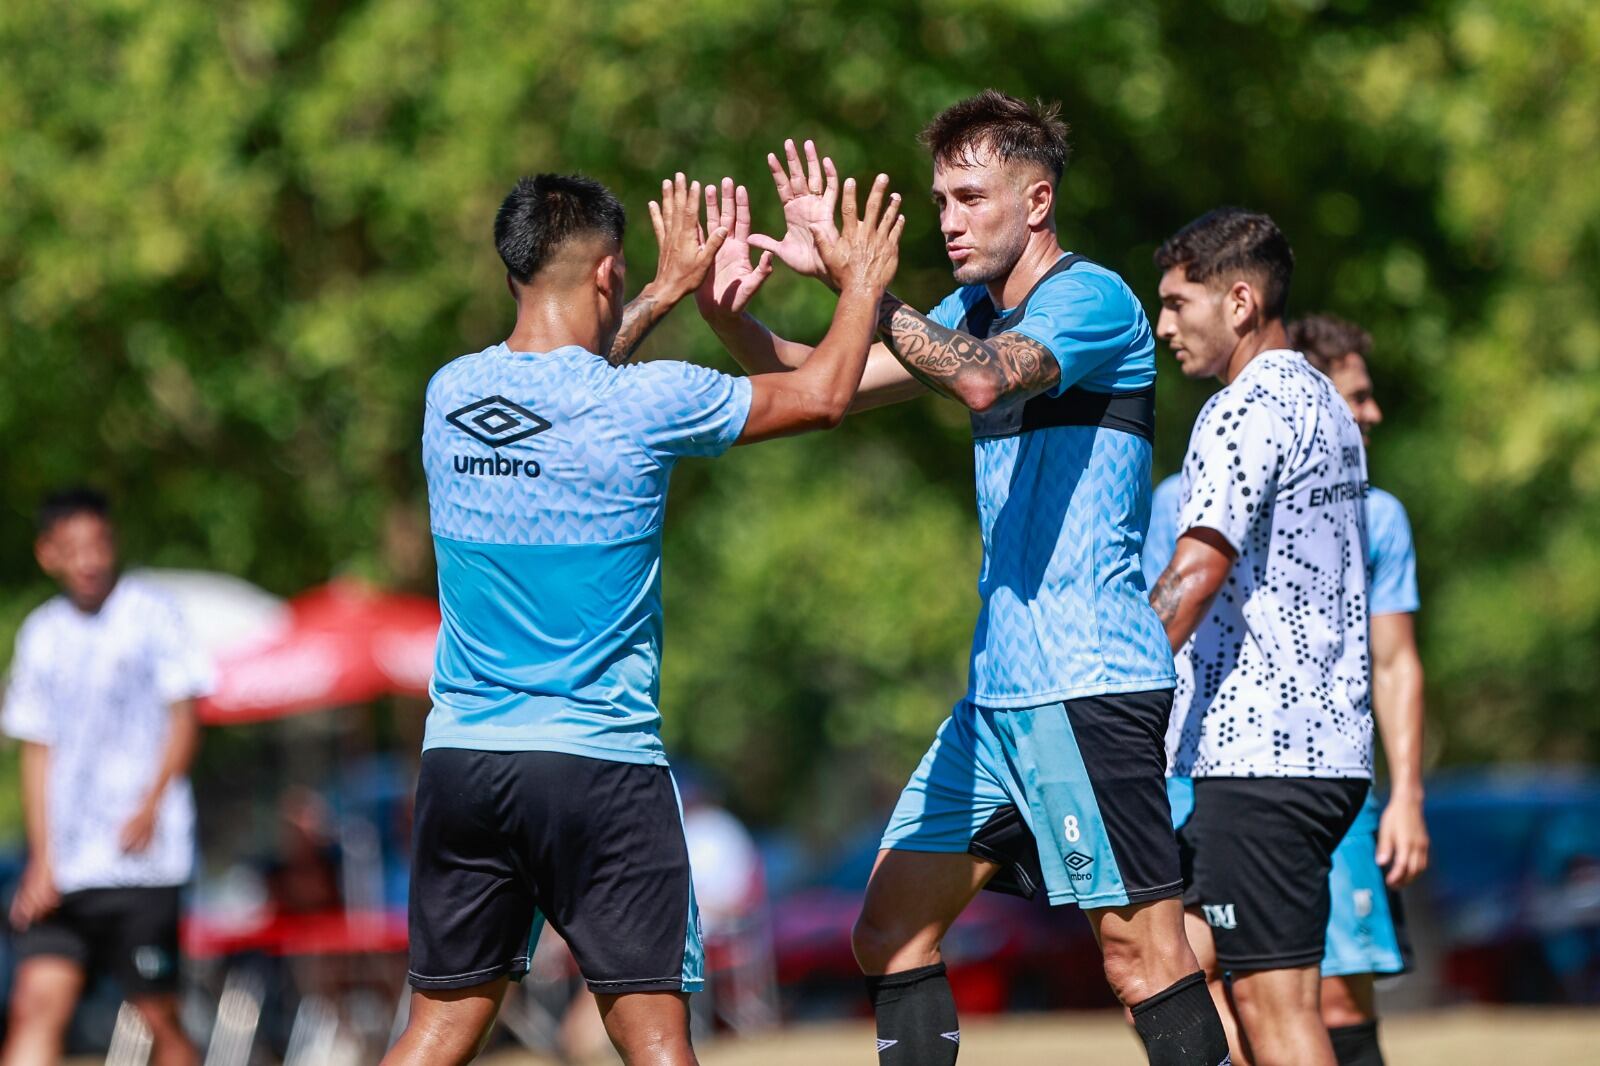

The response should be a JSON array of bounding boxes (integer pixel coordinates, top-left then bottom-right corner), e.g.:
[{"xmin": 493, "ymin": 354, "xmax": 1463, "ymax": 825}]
[{"xmin": 769, "ymin": 825, "xmax": 1116, "ymax": 1020}]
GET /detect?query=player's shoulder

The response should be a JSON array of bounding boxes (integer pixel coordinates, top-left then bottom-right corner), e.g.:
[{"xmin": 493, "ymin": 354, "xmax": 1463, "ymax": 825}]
[
  {"xmin": 1366, "ymin": 485, "xmax": 1413, "ymax": 536},
  {"xmin": 109, "ymin": 576, "xmax": 187, "ymax": 626},
  {"xmin": 606, "ymin": 357, "xmax": 735, "ymax": 397},
  {"xmin": 426, "ymin": 344, "xmax": 506, "ymax": 404},
  {"xmin": 12, "ymin": 596, "xmax": 66, "ymax": 647}
]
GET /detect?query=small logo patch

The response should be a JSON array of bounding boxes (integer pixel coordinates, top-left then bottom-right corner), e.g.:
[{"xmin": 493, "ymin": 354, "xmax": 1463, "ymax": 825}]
[
  {"xmin": 133, "ymin": 945, "xmax": 169, "ymax": 980},
  {"xmin": 940, "ymin": 1030, "xmax": 961, "ymax": 1044},
  {"xmin": 446, "ymin": 395, "xmax": 553, "ymax": 448},
  {"xmin": 1202, "ymin": 903, "xmax": 1238, "ymax": 930},
  {"xmin": 876, "ymin": 1037, "xmax": 899, "ymax": 1053},
  {"xmin": 1064, "ymin": 851, "xmax": 1094, "ymax": 871}
]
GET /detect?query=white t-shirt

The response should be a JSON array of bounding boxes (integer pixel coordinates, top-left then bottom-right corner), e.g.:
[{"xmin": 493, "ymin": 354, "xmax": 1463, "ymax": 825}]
[
  {"xmin": 2, "ymin": 577, "xmax": 213, "ymax": 892},
  {"xmin": 1166, "ymin": 349, "xmax": 1372, "ymax": 779}
]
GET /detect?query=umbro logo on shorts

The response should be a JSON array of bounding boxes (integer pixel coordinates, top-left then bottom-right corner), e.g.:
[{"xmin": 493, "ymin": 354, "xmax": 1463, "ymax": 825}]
[
  {"xmin": 1064, "ymin": 851, "xmax": 1094, "ymax": 871},
  {"xmin": 447, "ymin": 395, "xmax": 553, "ymax": 448},
  {"xmin": 940, "ymin": 1030, "xmax": 960, "ymax": 1043},
  {"xmin": 876, "ymin": 1038, "xmax": 898, "ymax": 1052}
]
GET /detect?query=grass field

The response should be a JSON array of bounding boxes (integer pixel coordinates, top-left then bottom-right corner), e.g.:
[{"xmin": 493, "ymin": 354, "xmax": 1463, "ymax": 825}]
[{"xmin": 483, "ymin": 1007, "xmax": 1600, "ymax": 1065}]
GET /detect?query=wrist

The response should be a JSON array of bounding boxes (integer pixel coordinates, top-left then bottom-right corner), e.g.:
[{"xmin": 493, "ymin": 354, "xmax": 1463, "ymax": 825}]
[
  {"xmin": 644, "ymin": 278, "xmax": 689, "ymax": 308},
  {"xmin": 1386, "ymin": 780, "xmax": 1425, "ymax": 805}
]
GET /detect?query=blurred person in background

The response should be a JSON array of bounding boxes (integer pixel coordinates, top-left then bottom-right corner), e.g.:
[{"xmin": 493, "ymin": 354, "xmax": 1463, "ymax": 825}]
[
  {"xmin": 382, "ymin": 168, "xmax": 902, "ymax": 1066},
  {"xmin": 2, "ymin": 488, "xmax": 212, "ymax": 1066},
  {"xmin": 699, "ymin": 90, "xmax": 1229, "ymax": 1065},
  {"xmin": 1146, "ymin": 312, "xmax": 1429, "ymax": 1064},
  {"xmin": 1147, "ymin": 210, "xmax": 1371, "ymax": 1066}
]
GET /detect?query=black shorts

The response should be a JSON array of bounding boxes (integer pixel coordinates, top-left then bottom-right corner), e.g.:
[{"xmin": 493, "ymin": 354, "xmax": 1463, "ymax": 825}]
[
  {"xmin": 1180, "ymin": 777, "xmax": 1369, "ymax": 970},
  {"xmin": 13, "ymin": 885, "xmax": 183, "ymax": 996},
  {"xmin": 408, "ymin": 748, "xmax": 702, "ymax": 994}
]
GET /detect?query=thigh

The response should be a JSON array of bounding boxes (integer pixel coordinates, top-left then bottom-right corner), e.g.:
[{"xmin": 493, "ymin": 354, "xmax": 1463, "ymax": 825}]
[
  {"xmin": 856, "ymin": 849, "xmax": 997, "ymax": 973},
  {"xmin": 526, "ymin": 757, "xmax": 701, "ymax": 996},
  {"xmin": 1323, "ymin": 795, "xmax": 1411, "ymax": 979},
  {"xmin": 994, "ymin": 690, "xmax": 1181, "ymax": 909},
  {"xmin": 1188, "ymin": 778, "xmax": 1366, "ymax": 972},
  {"xmin": 595, "ymin": 991, "xmax": 694, "ymax": 1064},
  {"xmin": 879, "ymin": 707, "xmax": 1014, "ymax": 860},
  {"xmin": 407, "ymin": 748, "xmax": 539, "ymax": 991},
  {"xmin": 6, "ymin": 954, "xmax": 86, "ymax": 1026}
]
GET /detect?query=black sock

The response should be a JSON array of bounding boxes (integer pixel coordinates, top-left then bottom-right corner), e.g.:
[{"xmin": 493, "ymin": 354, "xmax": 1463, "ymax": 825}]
[
  {"xmin": 1329, "ymin": 1020, "xmax": 1384, "ymax": 1066},
  {"xmin": 1129, "ymin": 971, "xmax": 1232, "ymax": 1065},
  {"xmin": 864, "ymin": 962, "xmax": 960, "ymax": 1063}
]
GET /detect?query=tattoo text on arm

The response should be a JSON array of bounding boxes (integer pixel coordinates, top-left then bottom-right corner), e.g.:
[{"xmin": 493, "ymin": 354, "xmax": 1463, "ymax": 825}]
[
  {"xmin": 1149, "ymin": 566, "xmax": 1188, "ymax": 627},
  {"xmin": 876, "ymin": 295, "xmax": 1059, "ymax": 406}
]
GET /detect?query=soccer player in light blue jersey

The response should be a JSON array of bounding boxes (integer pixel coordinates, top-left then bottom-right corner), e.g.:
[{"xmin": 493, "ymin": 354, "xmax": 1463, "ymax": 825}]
[
  {"xmin": 699, "ymin": 91, "xmax": 1229, "ymax": 1066},
  {"xmin": 383, "ymin": 171, "xmax": 905, "ymax": 1066},
  {"xmin": 1145, "ymin": 306, "xmax": 1427, "ymax": 1066}
]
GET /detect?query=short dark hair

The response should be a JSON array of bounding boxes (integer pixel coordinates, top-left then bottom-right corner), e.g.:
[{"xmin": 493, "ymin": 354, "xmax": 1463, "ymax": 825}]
[
  {"xmin": 1289, "ymin": 313, "xmax": 1372, "ymax": 375},
  {"xmin": 920, "ymin": 90, "xmax": 1071, "ymax": 185},
  {"xmin": 1153, "ymin": 207, "xmax": 1295, "ymax": 321},
  {"xmin": 37, "ymin": 486, "xmax": 110, "ymax": 536},
  {"xmin": 494, "ymin": 174, "xmax": 626, "ymax": 284}
]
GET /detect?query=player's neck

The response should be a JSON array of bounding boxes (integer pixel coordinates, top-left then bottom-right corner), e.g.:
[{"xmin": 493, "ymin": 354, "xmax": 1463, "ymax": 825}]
[
  {"xmin": 1219, "ymin": 319, "xmax": 1290, "ymax": 385},
  {"xmin": 987, "ymin": 232, "xmax": 1064, "ymax": 310},
  {"xmin": 505, "ymin": 293, "xmax": 604, "ymax": 357}
]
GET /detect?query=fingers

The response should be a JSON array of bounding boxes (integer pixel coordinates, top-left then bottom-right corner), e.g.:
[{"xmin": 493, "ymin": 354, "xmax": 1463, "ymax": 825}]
[
  {"xmin": 649, "ymin": 200, "xmax": 665, "ymax": 248},
  {"xmin": 822, "ymin": 156, "xmax": 839, "ymax": 209},
  {"xmin": 733, "ymin": 182, "xmax": 751, "ymax": 240},
  {"xmin": 804, "ymin": 139, "xmax": 823, "ymax": 195},
  {"xmin": 720, "ymin": 177, "xmax": 736, "ymax": 234},
  {"xmin": 784, "ymin": 138, "xmax": 805, "ymax": 189},
  {"xmin": 756, "ymin": 250, "xmax": 773, "ymax": 277},
  {"xmin": 747, "ymin": 233, "xmax": 780, "ymax": 254},
  {"xmin": 859, "ymin": 173, "xmax": 889, "ymax": 229},
  {"xmin": 839, "ymin": 176, "xmax": 859, "ymax": 229},
  {"xmin": 877, "ymin": 191, "xmax": 903, "ymax": 239},
  {"xmin": 766, "ymin": 151, "xmax": 791, "ymax": 200}
]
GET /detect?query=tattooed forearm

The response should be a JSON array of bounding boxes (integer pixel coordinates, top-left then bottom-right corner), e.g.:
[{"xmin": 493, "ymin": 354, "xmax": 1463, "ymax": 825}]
[
  {"xmin": 875, "ymin": 294, "xmax": 1059, "ymax": 409},
  {"xmin": 1149, "ymin": 567, "xmax": 1188, "ymax": 627},
  {"xmin": 606, "ymin": 292, "xmax": 665, "ymax": 366}
]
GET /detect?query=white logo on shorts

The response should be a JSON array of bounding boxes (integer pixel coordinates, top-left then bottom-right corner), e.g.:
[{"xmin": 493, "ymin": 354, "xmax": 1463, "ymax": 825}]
[
  {"xmin": 1202, "ymin": 903, "xmax": 1238, "ymax": 930},
  {"xmin": 876, "ymin": 1037, "xmax": 898, "ymax": 1052},
  {"xmin": 940, "ymin": 1030, "xmax": 961, "ymax": 1043},
  {"xmin": 1353, "ymin": 889, "xmax": 1374, "ymax": 918}
]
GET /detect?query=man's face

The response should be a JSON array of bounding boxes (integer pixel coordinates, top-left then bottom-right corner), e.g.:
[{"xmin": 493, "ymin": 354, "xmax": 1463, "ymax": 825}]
[
  {"xmin": 1156, "ymin": 266, "xmax": 1236, "ymax": 380},
  {"xmin": 931, "ymin": 150, "xmax": 1037, "ymax": 287},
  {"xmin": 1326, "ymin": 353, "xmax": 1383, "ymax": 445},
  {"xmin": 36, "ymin": 512, "xmax": 118, "ymax": 611}
]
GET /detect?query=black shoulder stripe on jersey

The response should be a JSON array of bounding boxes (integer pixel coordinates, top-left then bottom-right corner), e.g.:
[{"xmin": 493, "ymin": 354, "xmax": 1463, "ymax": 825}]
[{"xmin": 962, "ymin": 254, "xmax": 1155, "ymax": 443}]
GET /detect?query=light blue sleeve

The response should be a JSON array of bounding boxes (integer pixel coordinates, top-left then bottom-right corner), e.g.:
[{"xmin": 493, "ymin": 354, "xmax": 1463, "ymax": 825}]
[
  {"xmin": 926, "ymin": 287, "xmax": 977, "ymax": 330},
  {"xmin": 1367, "ymin": 488, "xmax": 1420, "ymax": 615},
  {"xmin": 1004, "ymin": 268, "xmax": 1153, "ymax": 394},
  {"xmin": 1142, "ymin": 474, "xmax": 1184, "ymax": 578},
  {"xmin": 616, "ymin": 360, "xmax": 753, "ymax": 460}
]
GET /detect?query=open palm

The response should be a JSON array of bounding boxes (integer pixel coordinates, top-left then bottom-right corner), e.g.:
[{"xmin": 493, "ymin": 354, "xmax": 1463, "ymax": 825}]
[
  {"xmin": 696, "ymin": 178, "xmax": 773, "ymax": 317},
  {"xmin": 749, "ymin": 138, "xmax": 839, "ymax": 283}
]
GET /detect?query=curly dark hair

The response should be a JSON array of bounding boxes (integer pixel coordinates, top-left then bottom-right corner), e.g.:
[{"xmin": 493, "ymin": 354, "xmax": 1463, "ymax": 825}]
[
  {"xmin": 920, "ymin": 89, "xmax": 1071, "ymax": 185},
  {"xmin": 1289, "ymin": 313, "xmax": 1372, "ymax": 375},
  {"xmin": 1154, "ymin": 207, "xmax": 1294, "ymax": 320}
]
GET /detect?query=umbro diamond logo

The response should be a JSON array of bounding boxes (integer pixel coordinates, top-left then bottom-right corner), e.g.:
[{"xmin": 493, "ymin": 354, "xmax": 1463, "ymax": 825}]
[
  {"xmin": 447, "ymin": 395, "xmax": 553, "ymax": 448},
  {"xmin": 940, "ymin": 1030, "xmax": 961, "ymax": 1043},
  {"xmin": 876, "ymin": 1038, "xmax": 898, "ymax": 1052},
  {"xmin": 1064, "ymin": 851, "xmax": 1094, "ymax": 871}
]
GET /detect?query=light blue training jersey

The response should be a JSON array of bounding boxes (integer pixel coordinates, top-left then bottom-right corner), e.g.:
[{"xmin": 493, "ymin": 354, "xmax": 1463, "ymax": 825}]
[
  {"xmin": 421, "ymin": 343, "xmax": 752, "ymax": 763},
  {"xmin": 1143, "ymin": 476, "xmax": 1419, "ymax": 617},
  {"xmin": 928, "ymin": 256, "xmax": 1176, "ymax": 707}
]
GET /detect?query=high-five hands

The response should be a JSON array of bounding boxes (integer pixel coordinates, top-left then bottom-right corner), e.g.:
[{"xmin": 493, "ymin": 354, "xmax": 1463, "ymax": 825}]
[
  {"xmin": 695, "ymin": 178, "xmax": 775, "ymax": 319},
  {"xmin": 811, "ymin": 173, "xmax": 903, "ymax": 296},
  {"xmin": 749, "ymin": 139, "xmax": 840, "ymax": 284},
  {"xmin": 647, "ymin": 173, "xmax": 728, "ymax": 303}
]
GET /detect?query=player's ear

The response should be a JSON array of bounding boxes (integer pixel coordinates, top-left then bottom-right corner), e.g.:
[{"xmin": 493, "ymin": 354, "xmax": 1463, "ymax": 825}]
[
  {"xmin": 1227, "ymin": 279, "xmax": 1258, "ymax": 332},
  {"xmin": 594, "ymin": 254, "xmax": 619, "ymax": 297},
  {"xmin": 1026, "ymin": 178, "xmax": 1054, "ymax": 228}
]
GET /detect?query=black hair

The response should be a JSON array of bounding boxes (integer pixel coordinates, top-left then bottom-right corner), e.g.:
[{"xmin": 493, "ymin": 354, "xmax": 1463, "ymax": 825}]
[
  {"xmin": 919, "ymin": 89, "xmax": 1071, "ymax": 185},
  {"xmin": 37, "ymin": 486, "xmax": 110, "ymax": 536},
  {"xmin": 493, "ymin": 173, "xmax": 626, "ymax": 284},
  {"xmin": 1289, "ymin": 313, "xmax": 1372, "ymax": 375},
  {"xmin": 1153, "ymin": 207, "xmax": 1295, "ymax": 321}
]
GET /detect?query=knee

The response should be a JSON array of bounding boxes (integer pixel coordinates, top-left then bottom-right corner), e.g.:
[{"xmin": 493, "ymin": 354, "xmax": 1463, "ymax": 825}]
[
  {"xmin": 1099, "ymin": 940, "xmax": 1161, "ymax": 1006},
  {"xmin": 851, "ymin": 912, "xmax": 902, "ymax": 974},
  {"xmin": 8, "ymin": 981, "xmax": 74, "ymax": 1030},
  {"xmin": 1319, "ymin": 978, "xmax": 1374, "ymax": 1030}
]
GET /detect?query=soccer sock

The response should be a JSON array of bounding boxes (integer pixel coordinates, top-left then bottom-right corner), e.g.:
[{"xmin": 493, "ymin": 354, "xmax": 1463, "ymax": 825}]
[
  {"xmin": 1329, "ymin": 1020, "xmax": 1385, "ymax": 1066},
  {"xmin": 1129, "ymin": 971, "xmax": 1232, "ymax": 1066},
  {"xmin": 865, "ymin": 962, "xmax": 961, "ymax": 1063}
]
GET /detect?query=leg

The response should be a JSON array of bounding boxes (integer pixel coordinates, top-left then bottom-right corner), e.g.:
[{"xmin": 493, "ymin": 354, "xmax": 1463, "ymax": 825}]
[
  {"xmin": 1185, "ymin": 907, "xmax": 1250, "ymax": 1064},
  {"xmin": 0, "ymin": 956, "xmax": 85, "ymax": 1066},
  {"xmin": 1321, "ymin": 974, "xmax": 1384, "ymax": 1065},
  {"xmin": 595, "ymin": 991, "xmax": 696, "ymax": 1066},
  {"xmin": 1229, "ymin": 965, "xmax": 1335, "ymax": 1066},
  {"xmin": 853, "ymin": 849, "xmax": 993, "ymax": 1063},
  {"xmin": 381, "ymin": 979, "xmax": 509, "ymax": 1066},
  {"xmin": 132, "ymin": 993, "xmax": 199, "ymax": 1066}
]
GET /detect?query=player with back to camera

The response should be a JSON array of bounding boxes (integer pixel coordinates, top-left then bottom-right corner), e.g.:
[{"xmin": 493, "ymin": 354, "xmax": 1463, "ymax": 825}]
[
  {"xmin": 694, "ymin": 90, "xmax": 1231, "ymax": 1065},
  {"xmin": 381, "ymin": 169, "xmax": 903, "ymax": 1066},
  {"xmin": 1146, "ymin": 209, "xmax": 1372, "ymax": 1066},
  {"xmin": 1144, "ymin": 313, "xmax": 1430, "ymax": 1066},
  {"xmin": 2, "ymin": 489, "xmax": 211, "ymax": 1066}
]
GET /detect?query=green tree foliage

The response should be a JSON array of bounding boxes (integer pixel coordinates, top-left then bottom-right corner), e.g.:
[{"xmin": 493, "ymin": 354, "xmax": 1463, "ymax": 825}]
[{"xmin": 1, "ymin": 0, "xmax": 1594, "ymax": 828}]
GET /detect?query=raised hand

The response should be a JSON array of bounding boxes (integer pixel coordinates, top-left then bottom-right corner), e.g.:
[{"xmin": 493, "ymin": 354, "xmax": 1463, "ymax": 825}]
[
  {"xmin": 749, "ymin": 138, "xmax": 839, "ymax": 282},
  {"xmin": 647, "ymin": 172, "xmax": 728, "ymax": 303},
  {"xmin": 695, "ymin": 177, "xmax": 774, "ymax": 320},
  {"xmin": 812, "ymin": 173, "xmax": 903, "ymax": 296}
]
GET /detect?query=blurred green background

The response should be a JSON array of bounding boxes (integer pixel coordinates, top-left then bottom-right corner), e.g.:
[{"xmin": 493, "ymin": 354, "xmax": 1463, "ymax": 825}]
[{"xmin": 1, "ymin": 0, "xmax": 1596, "ymax": 834}]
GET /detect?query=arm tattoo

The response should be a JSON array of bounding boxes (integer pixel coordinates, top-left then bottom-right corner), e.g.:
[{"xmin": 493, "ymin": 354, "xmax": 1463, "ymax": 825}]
[
  {"xmin": 606, "ymin": 292, "xmax": 664, "ymax": 366},
  {"xmin": 875, "ymin": 294, "xmax": 1059, "ymax": 407},
  {"xmin": 1149, "ymin": 566, "xmax": 1188, "ymax": 627}
]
